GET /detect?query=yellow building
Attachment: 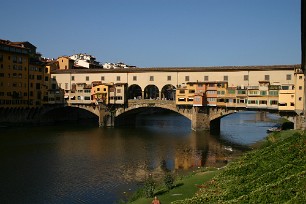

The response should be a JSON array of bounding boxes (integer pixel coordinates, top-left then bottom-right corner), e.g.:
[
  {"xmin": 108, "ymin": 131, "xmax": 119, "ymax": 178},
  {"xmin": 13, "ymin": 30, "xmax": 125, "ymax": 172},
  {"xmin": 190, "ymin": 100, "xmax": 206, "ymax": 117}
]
[
  {"xmin": 294, "ymin": 68, "xmax": 304, "ymax": 114},
  {"xmin": 176, "ymin": 83, "xmax": 195, "ymax": 106},
  {"xmin": 0, "ymin": 40, "xmax": 29, "ymax": 107},
  {"xmin": 57, "ymin": 56, "xmax": 74, "ymax": 70},
  {"xmin": 91, "ymin": 82, "xmax": 109, "ymax": 104},
  {"xmin": 216, "ymin": 82, "xmax": 228, "ymax": 107},
  {"xmin": 0, "ymin": 40, "xmax": 48, "ymax": 108}
]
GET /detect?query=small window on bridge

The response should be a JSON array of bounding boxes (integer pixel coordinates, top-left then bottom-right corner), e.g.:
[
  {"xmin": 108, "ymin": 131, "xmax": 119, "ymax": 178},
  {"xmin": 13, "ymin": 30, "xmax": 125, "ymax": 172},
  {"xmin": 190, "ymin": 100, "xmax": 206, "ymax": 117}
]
[
  {"xmin": 270, "ymin": 100, "xmax": 278, "ymax": 105},
  {"xmin": 187, "ymin": 98, "xmax": 193, "ymax": 101},
  {"xmin": 244, "ymin": 75, "xmax": 248, "ymax": 81}
]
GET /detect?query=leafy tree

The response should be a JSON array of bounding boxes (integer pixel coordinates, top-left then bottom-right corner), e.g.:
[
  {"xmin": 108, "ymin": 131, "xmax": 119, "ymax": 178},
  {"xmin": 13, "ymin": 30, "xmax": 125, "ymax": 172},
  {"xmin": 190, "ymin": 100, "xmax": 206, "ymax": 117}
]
[
  {"xmin": 164, "ymin": 173, "xmax": 175, "ymax": 191},
  {"xmin": 144, "ymin": 174, "xmax": 156, "ymax": 198}
]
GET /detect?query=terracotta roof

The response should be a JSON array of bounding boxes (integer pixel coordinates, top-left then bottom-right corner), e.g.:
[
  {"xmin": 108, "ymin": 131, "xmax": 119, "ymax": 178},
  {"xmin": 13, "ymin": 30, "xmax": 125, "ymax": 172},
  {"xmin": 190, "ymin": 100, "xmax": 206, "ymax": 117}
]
[{"xmin": 51, "ymin": 64, "xmax": 300, "ymax": 74}]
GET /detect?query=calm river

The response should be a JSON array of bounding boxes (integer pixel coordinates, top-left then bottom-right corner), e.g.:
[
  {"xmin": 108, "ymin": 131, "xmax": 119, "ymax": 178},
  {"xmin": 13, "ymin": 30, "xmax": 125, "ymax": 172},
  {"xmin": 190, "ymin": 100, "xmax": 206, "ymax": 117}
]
[{"xmin": 0, "ymin": 111, "xmax": 279, "ymax": 203}]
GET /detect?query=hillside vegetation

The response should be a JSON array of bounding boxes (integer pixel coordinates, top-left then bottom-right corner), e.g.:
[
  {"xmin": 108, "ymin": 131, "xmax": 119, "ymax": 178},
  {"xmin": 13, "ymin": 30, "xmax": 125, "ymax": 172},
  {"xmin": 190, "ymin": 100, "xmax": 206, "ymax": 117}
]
[{"xmin": 173, "ymin": 130, "xmax": 306, "ymax": 203}]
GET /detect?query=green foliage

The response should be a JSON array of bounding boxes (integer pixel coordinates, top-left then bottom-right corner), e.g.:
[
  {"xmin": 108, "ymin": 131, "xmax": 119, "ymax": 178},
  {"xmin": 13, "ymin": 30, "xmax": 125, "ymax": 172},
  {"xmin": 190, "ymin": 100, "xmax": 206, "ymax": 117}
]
[
  {"xmin": 143, "ymin": 175, "xmax": 156, "ymax": 198},
  {"xmin": 164, "ymin": 173, "xmax": 175, "ymax": 191},
  {"xmin": 172, "ymin": 131, "xmax": 306, "ymax": 204}
]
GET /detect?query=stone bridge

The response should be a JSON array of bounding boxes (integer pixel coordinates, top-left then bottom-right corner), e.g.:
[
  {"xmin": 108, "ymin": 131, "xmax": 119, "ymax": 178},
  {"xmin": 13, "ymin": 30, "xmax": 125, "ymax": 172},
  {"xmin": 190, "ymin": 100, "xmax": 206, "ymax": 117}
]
[{"xmin": 112, "ymin": 99, "xmax": 235, "ymax": 131}]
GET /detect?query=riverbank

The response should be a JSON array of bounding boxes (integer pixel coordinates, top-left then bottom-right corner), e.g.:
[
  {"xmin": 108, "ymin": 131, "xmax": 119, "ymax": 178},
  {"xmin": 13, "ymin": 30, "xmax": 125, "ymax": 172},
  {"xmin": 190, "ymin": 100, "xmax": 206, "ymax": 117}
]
[{"xmin": 129, "ymin": 129, "xmax": 306, "ymax": 203}]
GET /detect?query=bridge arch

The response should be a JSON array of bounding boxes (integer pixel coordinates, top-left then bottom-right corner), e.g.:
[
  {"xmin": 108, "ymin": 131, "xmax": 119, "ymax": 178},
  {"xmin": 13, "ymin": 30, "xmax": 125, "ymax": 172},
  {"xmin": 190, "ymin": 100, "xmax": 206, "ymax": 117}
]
[
  {"xmin": 144, "ymin": 84, "xmax": 159, "ymax": 99},
  {"xmin": 40, "ymin": 106, "xmax": 99, "ymax": 125},
  {"xmin": 114, "ymin": 106, "xmax": 191, "ymax": 127}
]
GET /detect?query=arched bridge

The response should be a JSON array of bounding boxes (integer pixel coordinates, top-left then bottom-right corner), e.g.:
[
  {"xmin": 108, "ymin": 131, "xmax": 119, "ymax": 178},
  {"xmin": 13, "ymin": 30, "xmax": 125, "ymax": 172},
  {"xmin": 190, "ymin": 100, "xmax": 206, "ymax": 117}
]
[{"xmin": 105, "ymin": 99, "xmax": 235, "ymax": 131}]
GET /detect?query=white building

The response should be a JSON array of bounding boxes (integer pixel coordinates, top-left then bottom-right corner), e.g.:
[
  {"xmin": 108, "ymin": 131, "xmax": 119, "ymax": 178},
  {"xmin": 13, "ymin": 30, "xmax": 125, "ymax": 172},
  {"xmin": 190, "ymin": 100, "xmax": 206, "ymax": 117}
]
[
  {"xmin": 69, "ymin": 53, "xmax": 101, "ymax": 68},
  {"xmin": 103, "ymin": 62, "xmax": 136, "ymax": 69}
]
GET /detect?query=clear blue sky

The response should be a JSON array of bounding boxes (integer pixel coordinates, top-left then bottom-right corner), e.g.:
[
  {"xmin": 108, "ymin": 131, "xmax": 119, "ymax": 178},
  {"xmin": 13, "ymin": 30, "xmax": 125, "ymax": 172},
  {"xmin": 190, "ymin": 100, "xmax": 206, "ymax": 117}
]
[{"xmin": 1, "ymin": 0, "xmax": 301, "ymax": 67}]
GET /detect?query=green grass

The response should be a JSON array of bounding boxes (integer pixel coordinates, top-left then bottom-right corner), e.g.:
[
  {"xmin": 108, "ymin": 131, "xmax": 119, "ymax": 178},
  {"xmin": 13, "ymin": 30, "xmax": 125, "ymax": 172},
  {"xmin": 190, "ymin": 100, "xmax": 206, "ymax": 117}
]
[
  {"xmin": 128, "ymin": 130, "xmax": 306, "ymax": 204},
  {"xmin": 129, "ymin": 170, "xmax": 220, "ymax": 204},
  {"xmin": 172, "ymin": 130, "xmax": 306, "ymax": 204}
]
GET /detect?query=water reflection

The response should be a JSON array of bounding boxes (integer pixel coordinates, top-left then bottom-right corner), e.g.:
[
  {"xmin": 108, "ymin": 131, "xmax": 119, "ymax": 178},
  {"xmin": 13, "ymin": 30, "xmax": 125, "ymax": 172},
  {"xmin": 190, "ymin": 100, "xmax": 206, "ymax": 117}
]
[{"xmin": 0, "ymin": 111, "xmax": 279, "ymax": 203}]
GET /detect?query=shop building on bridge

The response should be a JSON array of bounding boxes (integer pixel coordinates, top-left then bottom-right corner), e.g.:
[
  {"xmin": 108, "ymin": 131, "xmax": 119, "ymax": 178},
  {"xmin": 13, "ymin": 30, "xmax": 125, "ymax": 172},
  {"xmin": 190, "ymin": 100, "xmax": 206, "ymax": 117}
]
[{"xmin": 50, "ymin": 65, "xmax": 304, "ymax": 114}]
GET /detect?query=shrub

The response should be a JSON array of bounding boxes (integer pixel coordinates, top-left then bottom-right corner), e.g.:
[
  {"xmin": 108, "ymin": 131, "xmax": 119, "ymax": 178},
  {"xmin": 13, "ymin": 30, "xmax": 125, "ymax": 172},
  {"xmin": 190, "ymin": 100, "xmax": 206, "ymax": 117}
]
[
  {"xmin": 143, "ymin": 175, "xmax": 156, "ymax": 198},
  {"xmin": 164, "ymin": 173, "xmax": 175, "ymax": 191}
]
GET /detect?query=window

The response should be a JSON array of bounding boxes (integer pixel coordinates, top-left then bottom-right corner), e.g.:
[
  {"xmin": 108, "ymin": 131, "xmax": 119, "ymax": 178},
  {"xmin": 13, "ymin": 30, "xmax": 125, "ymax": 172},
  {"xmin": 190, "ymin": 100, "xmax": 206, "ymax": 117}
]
[
  {"xmin": 260, "ymin": 91, "xmax": 267, "ymax": 96},
  {"xmin": 249, "ymin": 90, "xmax": 258, "ymax": 95},
  {"xmin": 299, "ymin": 97, "xmax": 302, "ymax": 101},
  {"xmin": 117, "ymin": 89, "xmax": 121, "ymax": 93},
  {"xmin": 86, "ymin": 76, "xmax": 89, "ymax": 81},
  {"xmin": 299, "ymin": 86, "xmax": 303, "ymax": 90},
  {"xmin": 206, "ymin": 90, "xmax": 217, "ymax": 94},
  {"xmin": 133, "ymin": 76, "xmax": 137, "ymax": 81},
  {"xmin": 224, "ymin": 75, "xmax": 228, "ymax": 81},
  {"xmin": 269, "ymin": 90, "xmax": 278, "ymax": 96},
  {"xmin": 265, "ymin": 75, "xmax": 270, "ymax": 81},
  {"xmin": 228, "ymin": 89, "xmax": 235, "ymax": 94},
  {"xmin": 150, "ymin": 76, "xmax": 154, "ymax": 81},
  {"xmin": 185, "ymin": 76, "xmax": 189, "ymax": 81},
  {"xmin": 167, "ymin": 76, "xmax": 171, "ymax": 81},
  {"xmin": 286, "ymin": 74, "xmax": 292, "ymax": 80},
  {"xmin": 207, "ymin": 98, "xmax": 216, "ymax": 102},
  {"xmin": 299, "ymin": 76, "xmax": 303, "ymax": 79},
  {"xmin": 290, "ymin": 102, "xmax": 295, "ymax": 106},
  {"xmin": 101, "ymin": 76, "xmax": 105, "ymax": 81},
  {"xmin": 179, "ymin": 90, "xmax": 185, "ymax": 94},
  {"xmin": 237, "ymin": 90, "xmax": 246, "ymax": 94},
  {"xmin": 117, "ymin": 76, "xmax": 121, "ymax": 81},
  {"xmin": 71, "ymin": 76, "xmax": 74, "ymax": 81},
  {"xmin": 204, "ymin": 76, "xmax": 208, "ymax": 81},
  {"xmin": 244, "ymin": 75, "xmax": 248, "ymax": 81},
  {"xmin": 270, "ymin": 100, "xmax": 278, "ymax": 105}
]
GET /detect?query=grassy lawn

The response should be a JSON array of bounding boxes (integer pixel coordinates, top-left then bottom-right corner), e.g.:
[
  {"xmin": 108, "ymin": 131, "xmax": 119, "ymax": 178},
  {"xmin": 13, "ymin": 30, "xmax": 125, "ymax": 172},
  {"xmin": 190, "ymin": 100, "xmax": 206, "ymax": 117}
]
[{"xmin": 129, "ymin": 170, "xmax": 220, "ymax": 204}]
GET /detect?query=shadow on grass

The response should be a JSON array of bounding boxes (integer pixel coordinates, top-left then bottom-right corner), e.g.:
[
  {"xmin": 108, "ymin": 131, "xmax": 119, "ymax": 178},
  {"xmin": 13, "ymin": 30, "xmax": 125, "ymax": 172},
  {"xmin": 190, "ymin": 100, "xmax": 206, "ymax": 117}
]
[{"xmin": 154, "ymin": 183, "xmax": 184, "ymax": 196}]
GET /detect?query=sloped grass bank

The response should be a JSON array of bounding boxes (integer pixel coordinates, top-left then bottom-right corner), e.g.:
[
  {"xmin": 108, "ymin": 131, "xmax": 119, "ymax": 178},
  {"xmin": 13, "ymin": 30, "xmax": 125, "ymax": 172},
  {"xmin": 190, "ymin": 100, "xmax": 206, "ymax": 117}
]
[
  {"xmin": 129, "ymin": 170, "xmax": 220, "ymax": 204},
  {"xmin": 173, "ymin": 130, "xmax": 306, "ymax": 204}
]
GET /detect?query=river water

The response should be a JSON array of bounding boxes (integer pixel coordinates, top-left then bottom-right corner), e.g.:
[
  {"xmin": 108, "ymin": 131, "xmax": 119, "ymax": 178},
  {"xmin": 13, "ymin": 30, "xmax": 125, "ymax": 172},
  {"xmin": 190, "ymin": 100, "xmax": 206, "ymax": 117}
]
[{"xmin": 0, "ymin": 111, "xmax": 279, "ymax": 203}]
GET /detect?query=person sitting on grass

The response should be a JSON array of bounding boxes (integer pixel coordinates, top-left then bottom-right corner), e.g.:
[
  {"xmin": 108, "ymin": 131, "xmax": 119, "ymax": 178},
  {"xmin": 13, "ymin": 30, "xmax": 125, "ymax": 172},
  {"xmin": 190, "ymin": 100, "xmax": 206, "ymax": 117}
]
[{"xmin": 152, "ymin": 196, "xmax": 160, "ymax": 204}]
